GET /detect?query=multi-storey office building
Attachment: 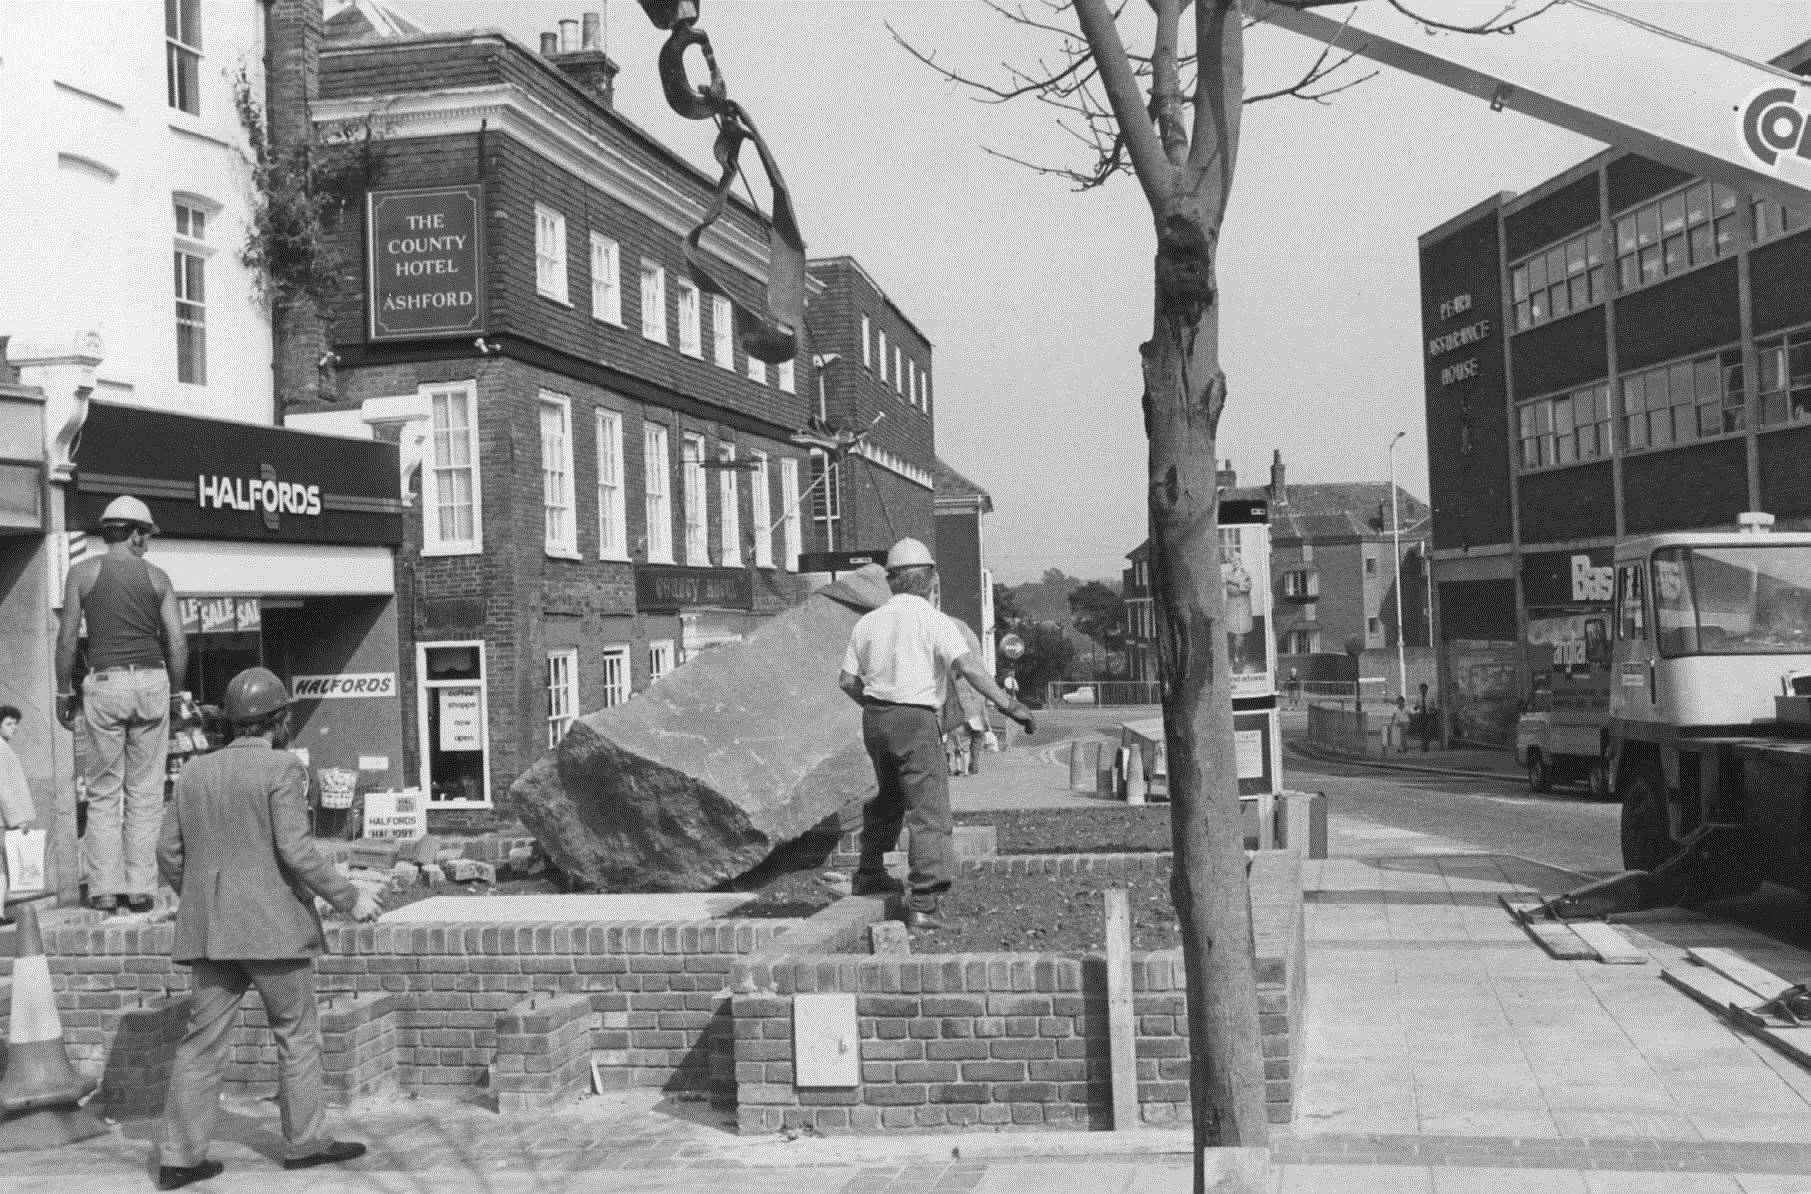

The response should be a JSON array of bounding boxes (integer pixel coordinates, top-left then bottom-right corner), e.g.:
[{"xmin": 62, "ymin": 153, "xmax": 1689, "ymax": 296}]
[{"xmin": 1419, "ymin": 38, "xmax": 1811, "ymax": 745}]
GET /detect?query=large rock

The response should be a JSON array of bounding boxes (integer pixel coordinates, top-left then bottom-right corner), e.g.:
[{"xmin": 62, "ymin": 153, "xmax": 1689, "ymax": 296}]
[{"xmin": 508, "ymin": 568, "xmax": 892, "ymax": 892}]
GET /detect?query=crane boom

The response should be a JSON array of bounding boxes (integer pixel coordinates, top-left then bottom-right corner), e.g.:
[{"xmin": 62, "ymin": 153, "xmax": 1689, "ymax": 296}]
[{"xmin": 1245, "ymin": 0, "xmax": 1811, "ymax": 211}]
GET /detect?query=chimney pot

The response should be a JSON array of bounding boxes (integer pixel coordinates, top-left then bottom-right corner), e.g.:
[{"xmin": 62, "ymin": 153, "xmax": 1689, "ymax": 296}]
[
  {"xmin": 559, "ymin": 19, "xmax": 580, "ymax": 52},
  {"xmin": 540, "ymin": 32, "xmax": 558, "ymax": 55},
  {"xmin": 582, "ymin": 11, "xmax": 601, "ymax": 50}
]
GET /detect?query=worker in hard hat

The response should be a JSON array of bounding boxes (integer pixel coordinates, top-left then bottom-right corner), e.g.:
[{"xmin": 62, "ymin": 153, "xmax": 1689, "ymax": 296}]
[
  {"xmin": 839, "ymin": 538, "xmax": 1036, "ymax": 931},
  {"xmin": 154, "ymin": 667, "xmax": 381, "ymax": 1190},
  {"xmin": 54, "ymin": 495, "xmax": 188, "ymax": 915}
]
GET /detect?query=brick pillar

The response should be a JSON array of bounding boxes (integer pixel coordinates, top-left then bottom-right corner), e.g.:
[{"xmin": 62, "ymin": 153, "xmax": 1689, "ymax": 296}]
[
  {"xmin": 491, "ymin": 994, "xmax": 594, "ymax": 1113},
  {"xmin": 265, "ymin": 0, "xmax": 325, "ymax": 416}
]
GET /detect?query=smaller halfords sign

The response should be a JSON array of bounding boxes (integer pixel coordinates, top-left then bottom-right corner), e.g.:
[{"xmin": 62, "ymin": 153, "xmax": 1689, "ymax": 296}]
[
  {"xmin": 291, "ymin": 672, "xmax": 397, "ymax": 700},
  {"xmin": 362, "ymin": 790, "xmax": 428, "ymax": 841}
]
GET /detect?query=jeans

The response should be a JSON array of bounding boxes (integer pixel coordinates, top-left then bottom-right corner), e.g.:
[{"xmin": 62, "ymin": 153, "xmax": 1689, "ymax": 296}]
[
  {"xmin": 161, "ymin": 958, "xmax": 332, "ymax": 1167},
  {"xmin": 82, "ymin": 667, "xmax": 170, "ymax": 899},
  {"xmin": 857, "ymin": 704, "xmax": 952, "ymax": 912}
]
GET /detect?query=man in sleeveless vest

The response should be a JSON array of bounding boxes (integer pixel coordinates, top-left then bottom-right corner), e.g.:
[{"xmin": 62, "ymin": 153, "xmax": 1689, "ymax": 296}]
[{"xmin": 55, "ymin": 495, "xmax": 188, "ymax": 914}]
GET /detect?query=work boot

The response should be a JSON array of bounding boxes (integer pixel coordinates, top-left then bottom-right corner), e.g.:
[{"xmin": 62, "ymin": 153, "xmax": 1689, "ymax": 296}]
[
  {"xmin": 851, "ymin": 871, "xmax": 901, "ymax": 897},
  {"xmin": 282, "ymin": 1141, "xmax": 367, "ymax": 1170},
  {"xmin": 156, "ymin": 1160, "xmax": 225, "ymax": 1190},
  {"xmin": 901, "ymin": 904, "xmax": 946, "ymax": 932}
]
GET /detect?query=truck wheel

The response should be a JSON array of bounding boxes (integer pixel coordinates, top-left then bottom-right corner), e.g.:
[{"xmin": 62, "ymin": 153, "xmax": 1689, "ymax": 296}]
[
  {"xmin": 1620, "ymin": 759, "xmax": 1671, "ymax": 872},
  {"xmin": 1588, "ymin": 758, "xmax": 1611, "ymax": 802},
  {"xmin": 1526, "ymin": 751, "xmax": 1551, "ymax": 794}
]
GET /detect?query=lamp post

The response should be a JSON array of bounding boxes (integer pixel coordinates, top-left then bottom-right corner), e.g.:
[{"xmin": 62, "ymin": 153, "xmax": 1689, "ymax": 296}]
[{"xmin": 1388, "ymin": 430, "xmax": 1407, "ymax": 702}]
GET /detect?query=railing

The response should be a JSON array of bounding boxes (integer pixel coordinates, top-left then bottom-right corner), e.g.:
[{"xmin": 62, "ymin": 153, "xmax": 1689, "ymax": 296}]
[
  {"xmin": 1291, "ymin": 678, "xmax": 1389, "ymax": 707},
  {"xmin": 1044, "ymin": 680, "xmax": 1163, "ymax": 707}
]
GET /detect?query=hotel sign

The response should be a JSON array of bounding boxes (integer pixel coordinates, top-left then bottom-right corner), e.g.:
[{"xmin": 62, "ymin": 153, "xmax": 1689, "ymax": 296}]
[
  {"xmin": 636, "ymin": 565, "xmax": 753, "ymax": 611},
  {"xmin": 367, "ymin": 184, "xmax": 486, "ymax": 342}
]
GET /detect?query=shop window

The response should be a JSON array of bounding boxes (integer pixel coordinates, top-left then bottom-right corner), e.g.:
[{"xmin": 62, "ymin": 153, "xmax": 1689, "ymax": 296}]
[
  {"xmin": 1517, "ymin": 381, "xmax": 1613, "ymax": 471},
  {"xmin": 166, "ymin": 0, "xmax": 201, "ymax": 114},
  {"xmin": 1757, "ymin": 325, "xmax": 1811, "ymax": 427},
  {"xmin": 677, "ymin": 278, "xmax": 702, "ymax": 357},
  {"xmin": 535, "ymin": 204, "xmax": 568, "ymax": 303},
  {"xmin": 419, "ymin": 642, "xmax": 489, "ymax": 806},
  {"xmin": 682, "ymin": 434, "xmax": 707, "ymax": 565},
  {"xmin": 718, "ymin": 445, "xmax": 741, "ymax": 567},
  {"xmin": 649, "ymin": 639, "xmax": 675, "ymax": 683},
  {"xmin": 640, "ymin": 260, "xmax": 666, "ymax": 343},
  {"xmin": 643, "ymin": 423, "xmax": 673, "ymax": 563},
  {"xmin": 750, "ymin": 452, "xmax": 773, "ymax": 568},
  {"xmin": 712, "ymin": 295, "xmax": 733, "ymax": 368},
  {"xmin": 777, "ymin": 357, "xmax": 795, "ymax": 394},
  {"xmin": 599, "ymin": 646, "xmax": 630, "ymax": 708},
  {"xmin": 546, "ymin": 648, "xmax": 578, "ymax": 746},
  {"xmin": 779, "ymin": 457, "xmax": 802, "ymax": 571},
  {"xmin": 1510, "ymin": 227, "xmax": 1604, "ymax": 332},
  {"xmin": 1619, "ymin": 347, "xmax": 1743, "ymax": 452},
  {"xmin": 861, "ymin": 315, "xmax": 872, "ymax": 368},
  {"xmin": 589, "ymin": 232, "xmax": 621, "ymax": 324},
  {"xmin": 1613, "ymin": 181, "xmax": 1738, "ymax": 293},
  {"xmin": 596, "ymin": 409, "xmax": 626, "ymax": 560},
  {"xmin": 539, "ymin": 394, "xmax": 577, "ymax": 557},
  {"xmin": 423, "ymin": 381, "xmax": 481, "ymax": 555}
]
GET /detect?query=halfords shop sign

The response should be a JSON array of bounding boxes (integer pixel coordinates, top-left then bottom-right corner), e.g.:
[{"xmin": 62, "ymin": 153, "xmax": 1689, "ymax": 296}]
[
  {"xmin": 366, "ymin": 184, "xmax": 486, "ymax": 343},
  {"xmin": 197, "ymin": 469, "xmax": 322, "ymax": 531},
  {"xmin": 291, "ymin": 673, "xmax": 397, "ymax": 700}
]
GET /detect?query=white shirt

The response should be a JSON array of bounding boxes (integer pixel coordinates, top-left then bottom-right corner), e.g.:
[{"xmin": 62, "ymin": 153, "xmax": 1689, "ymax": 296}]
[{"xmin": 842, "ymin": 593, "xmax": 971, "ymax": 708}]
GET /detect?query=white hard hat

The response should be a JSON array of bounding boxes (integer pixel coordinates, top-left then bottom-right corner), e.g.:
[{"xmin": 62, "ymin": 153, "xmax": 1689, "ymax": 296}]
[
  {"xmin": 885, "ymin": 537, "xmax": 935, "ymax": 571},
  {"xmin": 99, "ymin": 495, "xmax": 159, "ymax": 534}
]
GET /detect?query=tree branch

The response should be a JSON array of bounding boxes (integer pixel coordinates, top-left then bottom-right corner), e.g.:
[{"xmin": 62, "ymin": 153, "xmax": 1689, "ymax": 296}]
[
  {"xmin": 1384, "ymin": 0, "xmax": 1560, "ymax": 35},
  {"xmin": 1072, "ymin": 0, "xmax": 1174, "ymax": 205},
  {"xmin": 1148, "ymin": 0, "xmax": 1190, "ymax": 167}
]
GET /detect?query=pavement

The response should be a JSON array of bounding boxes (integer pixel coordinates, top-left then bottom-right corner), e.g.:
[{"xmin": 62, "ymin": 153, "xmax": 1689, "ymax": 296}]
[{"xmin": 16, "ymin": 707, "xmax": 1811, "ymax": 1193}]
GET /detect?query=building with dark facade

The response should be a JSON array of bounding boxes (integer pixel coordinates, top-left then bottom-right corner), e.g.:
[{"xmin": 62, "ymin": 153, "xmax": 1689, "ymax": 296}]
[
  {"xmin": 1418, "ymin": 37, "xmax": 1811, "ymax": 746},
  {"xmin": 300, "ymin": 14, "xmax": 821, "ymax": 817},
  {"xmin": 932, "ymin": 457, "xmax": 994, "ymax": 650}
]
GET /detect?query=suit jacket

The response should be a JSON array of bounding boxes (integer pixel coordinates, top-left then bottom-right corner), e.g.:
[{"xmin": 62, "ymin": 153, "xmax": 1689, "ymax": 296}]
[{"xmin": 157, "ymin": 738, "xmax": 358, "ymax": 963}]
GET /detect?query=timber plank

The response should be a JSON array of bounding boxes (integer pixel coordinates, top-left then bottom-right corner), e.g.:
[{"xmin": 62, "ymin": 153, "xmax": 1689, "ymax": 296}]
[
  {"xmin": 1501, "ymin": 899, "xmax": 1595, "ymax": 960},
  {"xmin": 1570, "ymin": 921, "xmax": 1649, "ymax": 964},
  {"xmin": 1662, "ymin": 961, "xmax": 1811, "ymax": 1069},
  {"xmin": 1687, "ymin": 947, "xmax": 1795, "ymax": 1001}
]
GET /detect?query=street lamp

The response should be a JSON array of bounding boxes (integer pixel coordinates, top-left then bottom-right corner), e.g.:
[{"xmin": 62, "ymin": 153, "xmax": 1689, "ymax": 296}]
[{"xmin": 1388, "ymin": 430, "xmax": 1408, "ymax": 702}]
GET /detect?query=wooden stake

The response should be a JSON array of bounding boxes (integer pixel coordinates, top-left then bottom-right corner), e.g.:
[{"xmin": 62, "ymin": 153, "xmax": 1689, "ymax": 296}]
[{"xmin": 1104, "ymin": 888, "xmax": 1139, "ymax": 1130}]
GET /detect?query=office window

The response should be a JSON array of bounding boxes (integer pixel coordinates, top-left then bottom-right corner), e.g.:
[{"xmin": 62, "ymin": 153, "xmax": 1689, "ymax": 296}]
[
  {"xmin": 423, "ymin": 382, "xmax": 481, "ymax": 555},
  {"xmin": 779, "ymin": 457, "xmax": 802, "ymax": 571},
  {"xmin": 750, "ymin": 452, "xmax": 773, "ymax": 568},
  {"xmin": 596, "ymin": 409, "xmax": 626, "ymax": 559},
  {"xmin": 1614, "ymin": 181, "xmax": 1739, "ymax": 292},
  {"xmin": 1509, "ymin": 228, "xmax": 1603, "ymax": 332},
  {"xmin": 776, "ymin": 357, "xmax": 795, "ymax": 394},
  {"xmin": 535, "ymin": 204, "xmax": 568, "ymax": 302},
  {"xmin": 166, "ymin": 0, "xmax": 201, "ymax": 114},
  {"xmin": 1758, "ymin": 325, "xmax": 1811, "ymax": 426},
  {"xmin": 589, "ymin": 233, "xmax": 621, "ymax": 324},
  {"xmin": 718, "ymin": 445, "xmax": 741, "ymax": 567},
  {"xmin": 643, "ymin": 424, "xmax": 673, "ymax": 563},
  {"xmin": 649, "ymin": 640, "xmax": 675, "ymax": 683},
  {"xmin": 682, "ymin": 434, "xmax": 707, "ymax": 565},
  {"xmin": 711, "ymin": 294, "xmax": 733, "ymax": 367},
  {"xmin": 546, "ymin": 648, "xmax": 578, "ymax": 747},
  {"xmin": 539, "ymin": 395, "xmax": 577, "ymax": 556},
  {"xmin": 1620, "ymin": 348, "xmax": 1744, "ymax": 450},
  {"xmin": 1517, "ymin": 382, "xmax": 1613, "ymax": 471},
  {"xmin": 599, "ymin": 646, "xmax": 630, "ymax": 709},
  {"xmin": 173, "ymin": 200, "xmax": 208, "ymax": 385},
  {"xmin": 877, "ymin": 329, "xmax": 888, "ymax": 384},
  {"xmin": 747, "ymin": 353, "xmax": 767, "ymax": 386},
  {"xmin": 861, "ymin": 315, "xmax": 872, "ymax": 368},
  {"xmin": 1754, "ymin": 197, "xmax": 1805, "ymax": 245},
  {"xmin": 677, "ymin": 278, "xmax": 701, "ymax": 357},
  {"xmin": 640, "ymin": 260, "xmax": 666, "ymax": 342}
]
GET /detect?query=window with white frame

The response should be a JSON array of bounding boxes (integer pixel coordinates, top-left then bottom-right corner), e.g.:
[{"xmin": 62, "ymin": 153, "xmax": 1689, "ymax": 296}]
[
  {"xmin": 640, "ymin": 260, "xmax": 666, "ymax": 342},
  {"xmin": 599, "ymin": 645, "xmax": 630, "ymax": 708},
  {"xmin": 677, "ymin": 278, "xmax": 701, "ymax": 357},
  {"xmin": 648, "ymin": 639, "xmax": 675, "ymax": 683},
  {"xmin": 589, "ymin": 233, "xmax": 621, "ymax": 324},
  {"xmin": 1283, "ymin": 629, "xmax": 1318, "ymax": 655},
  {"xmin": 750, "ymin": 452, "xmax": 773, "ymax": 568},
  {"xmin": 860, "ymin": 315, "xmax": 872, "ymax": 368},
  {"xmin": 809, "ymin": 449, "xmax": 840, "ymax": 528},
  {"xmin": 718, "ymin": 444, "xmax": 741, "ymax": 567},
  {"xmin": 776, "ymin": 357, "xmax": 795, "ymax": 393},
  {"xmin": 423, "ymin": 382, "xmax": 481, "ymax": 555},
  {"xmin": 166, "ymin": 0, "xmax": 201, "ymax": 114},
  {"xmin": 779, "ymin": 457, "xmax": 801, "ymax": 571},
  {"xmin": 643, "ymin": 424, "xmax": 673, "ymax": 563},
  {"xmin": 922, "ymin": 371, "xmax": 931, "ymax": 413},
  {"xmin": 418, "ymin": 642, "xmax": 488, "ymax": 806},
  {"xmin": 595, "ymin": 408, "xmax": 626, "ymax": 559},
  {"xmin": 906, "ymin": 360, "xmax": 916, "ymax": 406},
  {"xmin": 540, "ymin": 394, "xmax": 577, "ymax": 556},
  {"xmin": 711, "ymin": 294, "xmax": 733, "ymax": 367},
  {"xmin": 174, "ymin": 199, "xmax": 208, "ymax": 385},
  {"xmin": 747, "ymin": 353, "xmax": 767, "ymax": 385},
  {"xmin": 682, "ymin": 434, "xmax": 707, "ymax": 565},
  {"xmin": 877, "ymin": 329, "xmax": 888, "ymax": 384},
  {"xmin": 535, "ymin": 204, "xmax": 568, "ymax": 303},
  {"xmin": 546, "ymin": 648, "xmax": 579, "ymax": 746},
  {"xmin": 893, "ymin": 346, "xmax": 903, "ymax": 393},
  {"xmin": 1614, "ymin": 181, "xmax": 1740, "ymax": 292}
]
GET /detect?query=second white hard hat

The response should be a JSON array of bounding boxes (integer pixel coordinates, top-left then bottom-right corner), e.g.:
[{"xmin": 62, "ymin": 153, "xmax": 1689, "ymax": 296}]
[{"xmin": 885, "ymin": 537, "xmax": 935, "ymax": 571}]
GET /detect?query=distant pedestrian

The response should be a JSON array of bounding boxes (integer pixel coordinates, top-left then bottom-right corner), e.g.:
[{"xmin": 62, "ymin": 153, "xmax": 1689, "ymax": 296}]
[
  {"xmin": 840, "ymin": 539, "xmax": 1036, "ymax": 930},
  {"xmin": 1415, "ymin": 682, "xmax": 1434, "ymax": 752},
  {"xmin": 0, "ymin": 705, "xmax": 39, "ymax": 923},
  {"xmin": 1286, "ymin": 669, "xmax": 1302, "ymax": 709},
  {"xmin": 55, "ymin": 495, "xmax": 188, "ymax": 914},
  {"xmin": 942, "ymin": 619, "xmax": 990, "ymax": 777},
  {"xmin": 155, "ymin": 668, "xmax": 381, "ymax": 1190},
  {"xmin": 1386, "ymin": 695, "xmax": 1409, "ymax": 754}
]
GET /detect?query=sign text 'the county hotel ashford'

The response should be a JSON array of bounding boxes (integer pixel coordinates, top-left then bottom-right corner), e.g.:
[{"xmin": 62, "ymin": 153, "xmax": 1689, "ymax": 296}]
[{"xmin": 366, "ymin": 185, "xmax": 487, "ymax": 343}]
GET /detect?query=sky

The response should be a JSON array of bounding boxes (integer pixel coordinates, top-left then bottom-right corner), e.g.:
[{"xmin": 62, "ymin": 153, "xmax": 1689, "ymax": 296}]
[{"xmin": 404, "ymin": 0, "xmax": 1810, "ymax": 583}]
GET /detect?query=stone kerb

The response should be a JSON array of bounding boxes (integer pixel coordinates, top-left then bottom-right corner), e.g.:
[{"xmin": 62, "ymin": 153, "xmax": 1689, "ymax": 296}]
[{"xmin": 729, "ymin": 850, "xmax": 1305, "ymax": 1137}]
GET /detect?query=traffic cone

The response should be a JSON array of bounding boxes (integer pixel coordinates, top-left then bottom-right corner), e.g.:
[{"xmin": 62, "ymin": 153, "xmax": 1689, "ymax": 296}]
[{"xmin": 0, "ymin": 904, "xmax": 108, "ymax": 1149}]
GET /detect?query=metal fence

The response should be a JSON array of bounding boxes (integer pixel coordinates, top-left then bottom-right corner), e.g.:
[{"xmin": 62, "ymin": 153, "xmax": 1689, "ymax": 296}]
[
  {"xmin": 1294, "ymin": 678, "xmax": 1390, "ymax": 707},
  {"xmin": 1044, "ymin": 680, "xmax": 1163, "ymax": 707}
]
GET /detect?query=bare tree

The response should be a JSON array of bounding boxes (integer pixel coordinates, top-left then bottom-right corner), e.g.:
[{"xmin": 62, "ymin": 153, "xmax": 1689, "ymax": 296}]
[{"xmin": 894, "ymin": 2, "xmax": 1539, "ymax": 1184}]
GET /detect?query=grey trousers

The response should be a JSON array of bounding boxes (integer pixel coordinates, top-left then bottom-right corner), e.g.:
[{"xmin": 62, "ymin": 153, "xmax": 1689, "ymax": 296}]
[
  {"xmin": 81, "ymin": 667, "xmax": 170, "ymax": 899},
  {"xmin": 857, "ymin": 703, "xmax": 953, "ymax": 911},
  {"xmin": 161, "ymin": 958, "xmax": 333, "ymax": 1167}
]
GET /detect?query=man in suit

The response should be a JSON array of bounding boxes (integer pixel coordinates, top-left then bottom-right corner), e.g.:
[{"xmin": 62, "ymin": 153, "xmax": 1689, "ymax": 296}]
[{"xmin": 153, "ymin": 668, "xmax": 381, "ymax": 1190}]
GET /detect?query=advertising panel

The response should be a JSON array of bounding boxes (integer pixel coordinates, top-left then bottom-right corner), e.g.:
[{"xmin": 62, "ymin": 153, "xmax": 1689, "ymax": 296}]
[{"xmin": 1219, "ymin": 503, "xmax": 1274, "ymax": 699}]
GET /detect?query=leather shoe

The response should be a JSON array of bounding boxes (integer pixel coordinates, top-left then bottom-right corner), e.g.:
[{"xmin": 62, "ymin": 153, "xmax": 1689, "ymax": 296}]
[
  {"xmin": 901, "ymin": 906, "xmax": 946, "ymax": 931},
  {"xmin": 282, "ymin": 1140, "xmax": 367, "ymax": 1170},
  {"xmin": 851, "ymin": 873, "xmax": 901, "ymax": 897},
  {"xmin": 156, "ymin": 1160, "xmax": 224, "ymax": 1190}
]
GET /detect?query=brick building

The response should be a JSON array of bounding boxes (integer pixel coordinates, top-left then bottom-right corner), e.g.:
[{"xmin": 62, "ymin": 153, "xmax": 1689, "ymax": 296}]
[
  {"xmin": 1419, "ymin": 37, "xmax": 1811, "ymax": 744},
  {"xmin": 931, "ymin": 457, "xmax": 994, "ymax": 648},
  {"xmin": 297, "ymin": 12, "xmax": 822, "ymax": 815}
]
